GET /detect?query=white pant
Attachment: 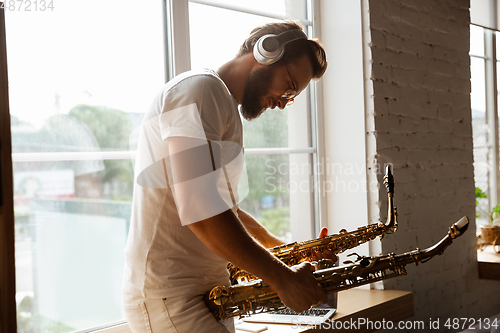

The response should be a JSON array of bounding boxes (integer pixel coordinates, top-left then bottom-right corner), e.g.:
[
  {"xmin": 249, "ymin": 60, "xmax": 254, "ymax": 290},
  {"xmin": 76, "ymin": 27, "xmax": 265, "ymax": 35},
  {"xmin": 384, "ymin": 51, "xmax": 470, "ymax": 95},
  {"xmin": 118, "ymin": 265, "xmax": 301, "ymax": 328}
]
[{"xmin": 123, "ymin": 292, "xmax": 235, "ymax": 333}]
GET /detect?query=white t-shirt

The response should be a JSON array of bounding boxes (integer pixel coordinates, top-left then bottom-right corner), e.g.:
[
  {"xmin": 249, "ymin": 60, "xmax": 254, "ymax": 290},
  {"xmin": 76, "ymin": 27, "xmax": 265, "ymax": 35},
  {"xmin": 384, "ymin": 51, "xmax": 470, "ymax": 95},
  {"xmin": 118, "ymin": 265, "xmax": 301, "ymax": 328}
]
[{"xmin": 123, "ymin": 69, "xmax": 243, "ymax": 298}]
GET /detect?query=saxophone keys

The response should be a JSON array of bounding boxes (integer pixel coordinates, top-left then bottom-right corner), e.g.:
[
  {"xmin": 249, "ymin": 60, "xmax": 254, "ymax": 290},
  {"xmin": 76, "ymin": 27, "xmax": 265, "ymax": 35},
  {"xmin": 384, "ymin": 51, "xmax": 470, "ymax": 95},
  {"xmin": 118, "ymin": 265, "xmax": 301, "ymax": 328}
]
[
  {"xmin": 314, "ymin": 258, "xmax": 335, "ymax": 270},
  {"xmin": 209, "ymin": 286, "xmax": 230, "ymax": 306}
]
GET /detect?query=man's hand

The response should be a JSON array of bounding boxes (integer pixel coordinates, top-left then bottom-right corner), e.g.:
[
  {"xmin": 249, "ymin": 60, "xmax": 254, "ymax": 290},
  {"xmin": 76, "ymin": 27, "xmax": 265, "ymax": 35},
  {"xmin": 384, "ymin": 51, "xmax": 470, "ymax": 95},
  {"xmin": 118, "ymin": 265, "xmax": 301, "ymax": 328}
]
[
  {"xmin": 269, "ymin": 262, "xmax": 327, "ymax": 313},
  {"xmin": 311, "ymin": 227, "xmax": 338, "ymax": 263}
]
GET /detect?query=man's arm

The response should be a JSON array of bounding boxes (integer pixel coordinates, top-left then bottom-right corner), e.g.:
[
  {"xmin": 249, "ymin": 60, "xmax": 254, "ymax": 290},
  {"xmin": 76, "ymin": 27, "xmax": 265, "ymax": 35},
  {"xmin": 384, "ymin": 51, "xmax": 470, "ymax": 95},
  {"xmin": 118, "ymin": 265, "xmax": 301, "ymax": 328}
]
[
  {"xmin": 187, "ymin": 209, "xmax": 326, "ymax": 312},
  {"xmin": 239, "ymin": 209, "xmax": 338, "ymax": 262},
  {"xmin": 168, "ymin": 137, "xmax": 326, "ymax": 312},
  {"xmin": 237, "ymin": 208, "xmax": 285, "ymax": 248}
]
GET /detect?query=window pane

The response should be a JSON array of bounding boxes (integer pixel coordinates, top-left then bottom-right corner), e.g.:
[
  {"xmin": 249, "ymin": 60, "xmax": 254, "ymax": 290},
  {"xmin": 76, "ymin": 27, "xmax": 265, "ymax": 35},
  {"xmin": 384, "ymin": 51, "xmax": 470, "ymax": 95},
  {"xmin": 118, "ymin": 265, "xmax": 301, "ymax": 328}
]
[
  {"xmin": 471, "ymin": 57, "xmax": 486, "ymax": 113},
  {"xmin": 238, "ymin": 153, "xmax": 313, "ymax": 243},
  {"xmin": 8, "ymin": 1, "xmax": 164, "ymax": 331},
  {"xmin": 189, "ymin": 3, "xmax": 278, "ymax": 70},
  {"xmin": 470, "ymin": 24, "xmax": 485, "ymax": 57},
  {"xmin": 7, "ymin": 1, "xmax": 164, "ymax": 153},
  {"xmin": 470, "ymin": 39, "xmax": 488, "ymax": 222},
  {"xmin": 497, "ymin": 31, "xmax": 500, "ymax": 57},
  {"xmin": 239, "ymin": 154, "xmax": 292, "ymax": 242}
]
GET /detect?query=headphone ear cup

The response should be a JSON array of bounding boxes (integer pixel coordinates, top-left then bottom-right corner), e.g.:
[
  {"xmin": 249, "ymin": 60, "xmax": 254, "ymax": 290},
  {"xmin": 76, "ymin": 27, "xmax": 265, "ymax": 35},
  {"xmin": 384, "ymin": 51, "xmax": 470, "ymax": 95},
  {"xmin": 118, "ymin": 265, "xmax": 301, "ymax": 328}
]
[
  {"xmin": 253, "ymin": 34, "xmax": 285, "ymax": 65},
  {"xmin": 252, "ymin": 29, "xmax": 307, "ymax": 65}
]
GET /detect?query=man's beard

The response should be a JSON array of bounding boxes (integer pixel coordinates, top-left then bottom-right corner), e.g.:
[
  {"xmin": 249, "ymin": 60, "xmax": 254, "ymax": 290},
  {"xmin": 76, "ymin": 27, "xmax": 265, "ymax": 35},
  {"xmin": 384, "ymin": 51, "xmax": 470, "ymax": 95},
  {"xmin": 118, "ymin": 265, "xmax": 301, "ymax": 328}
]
[{"xmin": 240, "ymin": 65, "xmax": 277, "ymax": 121}]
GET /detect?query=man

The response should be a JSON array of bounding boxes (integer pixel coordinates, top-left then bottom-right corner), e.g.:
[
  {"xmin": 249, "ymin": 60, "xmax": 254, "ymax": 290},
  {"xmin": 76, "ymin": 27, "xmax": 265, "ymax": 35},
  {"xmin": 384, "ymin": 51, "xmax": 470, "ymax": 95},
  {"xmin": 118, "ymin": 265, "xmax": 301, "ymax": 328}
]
[{"xmin": 122, "ymin": 20, "xmax": 329, "ymax": 333}]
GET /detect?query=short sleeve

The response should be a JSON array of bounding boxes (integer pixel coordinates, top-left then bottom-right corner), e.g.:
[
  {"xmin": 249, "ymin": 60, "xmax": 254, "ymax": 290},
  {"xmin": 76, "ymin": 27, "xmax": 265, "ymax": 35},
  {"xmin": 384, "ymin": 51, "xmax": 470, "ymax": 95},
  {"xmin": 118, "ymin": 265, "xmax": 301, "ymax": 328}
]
[{"xmin": 159, "ymin": 73, "xmax": 232, "ymax": 143}]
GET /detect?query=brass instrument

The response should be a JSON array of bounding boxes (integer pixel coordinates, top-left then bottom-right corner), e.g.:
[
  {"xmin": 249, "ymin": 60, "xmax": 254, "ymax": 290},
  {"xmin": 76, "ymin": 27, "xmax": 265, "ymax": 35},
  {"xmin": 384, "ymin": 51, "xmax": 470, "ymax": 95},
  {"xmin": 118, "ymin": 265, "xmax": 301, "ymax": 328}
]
[
  {"xmin": 228, "ymin": 165, "xmax": 398, "ymax": 284},
  {"xmin": 206, "ymin": 216, "xmax": 469, "ymax": 320}
]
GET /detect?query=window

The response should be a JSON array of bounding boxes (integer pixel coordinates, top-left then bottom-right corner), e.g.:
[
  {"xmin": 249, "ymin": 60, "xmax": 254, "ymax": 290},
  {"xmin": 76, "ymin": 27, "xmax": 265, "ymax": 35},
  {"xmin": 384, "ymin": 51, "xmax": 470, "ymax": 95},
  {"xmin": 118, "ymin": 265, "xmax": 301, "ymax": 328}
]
[
  {"xmin": 470, "ymin": 24, "xmax": 499, "ymax": 227},
  {"xmin": 9, "ymin": 1, "xmax": 164, "ymax": 331},
  {"xmin": 10, "ymin": 0, "xmax": 322, "ymax": 332}
]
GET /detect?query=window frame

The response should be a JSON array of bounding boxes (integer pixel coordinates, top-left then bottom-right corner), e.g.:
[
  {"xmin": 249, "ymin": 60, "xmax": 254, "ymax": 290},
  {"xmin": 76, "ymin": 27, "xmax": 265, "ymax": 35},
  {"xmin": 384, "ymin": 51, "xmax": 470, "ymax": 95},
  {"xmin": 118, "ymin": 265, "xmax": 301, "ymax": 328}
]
[{"xmin": 0, "ymin": 6, "xmax": 17, "ymax": 333}]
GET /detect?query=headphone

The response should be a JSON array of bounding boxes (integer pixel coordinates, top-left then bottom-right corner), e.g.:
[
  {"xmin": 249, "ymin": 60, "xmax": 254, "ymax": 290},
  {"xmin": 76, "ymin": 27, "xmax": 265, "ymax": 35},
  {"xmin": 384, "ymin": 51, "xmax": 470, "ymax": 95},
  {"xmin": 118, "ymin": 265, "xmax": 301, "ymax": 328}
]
[{"xmin": 253, "ymin": 29, "xmax": 307, "ymax": 65}]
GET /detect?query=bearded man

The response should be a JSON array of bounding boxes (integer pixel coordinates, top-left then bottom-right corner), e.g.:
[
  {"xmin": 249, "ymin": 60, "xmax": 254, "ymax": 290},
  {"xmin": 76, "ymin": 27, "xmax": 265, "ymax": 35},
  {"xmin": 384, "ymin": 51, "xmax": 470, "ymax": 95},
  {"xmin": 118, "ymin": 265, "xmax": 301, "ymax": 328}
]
[{"xmin": 122, "ymin": 20, "xmax": 329, "ymax": 333}]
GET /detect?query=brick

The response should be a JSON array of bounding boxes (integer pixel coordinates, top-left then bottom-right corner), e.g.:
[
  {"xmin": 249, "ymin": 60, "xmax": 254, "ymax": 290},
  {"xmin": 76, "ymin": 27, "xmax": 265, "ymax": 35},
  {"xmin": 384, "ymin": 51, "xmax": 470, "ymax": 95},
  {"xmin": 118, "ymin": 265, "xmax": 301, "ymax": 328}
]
[
  {"xmin": 450, "ymin": 91, "xmax": 471, "ymax": 108},
  {"xmin": 437, "ymin": 104, "xmax": 453, "ymax": 119},
  {"xmin": 428, "ymin": 89, "xmax": 453, "ymax": 105},
  {"xmin": 391, "ymin": 67, "xmax": 409, "ymax": 85},
  {"xmin": 453, "ymin": 117, "xmax": 473, "ymax": 137},
  {"xmin": 407, "ymin": 69, "xmax": 426, "ymax": 87},
  {"xmin": 370, "ymin": 28, "xmax": 386, "ymax": 49},
  {"xmin": 368, "ymin": 0, "xmax": 386, "ymax": 22},
  {"xmin": 399, "ymin": 85, "xmax": 429, "ymax": 104},
  {"xmin": 398, "ymin": 52, "xmax": 428, "ymax": 71},
  {"xmin": 428, "ymin": 118, "xmax": 454, "ymax": 134},
  {"xmin": 369, "ymin": 7, "xmax": 394, "ymax": 32},
  {"xmin": 427, "ymin": 58, "xmax": 457, "ymax": 76},
  {"xmin": 449, "ymin": 78, "xmax": 471, "ymax": 94},
  {"xmin": 394, "ymin": 20, "xmax": 424, "ymax": 40},
  {"xmin": 424, "ymin": 72, "xmax": 452, "ymax": 91},
  {"xmin": 374, "ymin": 82, "xmax": 401, "ymax": 100},
  {"xmin": 371, "ymin": 61, "xmax": 391, "ymax": 82},
  {"xmin": 386, "ymin": 33, "xmax": 404, "ymax": 52},
  {"xmin": 384, "ymin": 0, "xmax": 402, "ymax": 20},
  {"xmin": 401, "ymin": 7, "xmax": 433, "ymax": 29}
]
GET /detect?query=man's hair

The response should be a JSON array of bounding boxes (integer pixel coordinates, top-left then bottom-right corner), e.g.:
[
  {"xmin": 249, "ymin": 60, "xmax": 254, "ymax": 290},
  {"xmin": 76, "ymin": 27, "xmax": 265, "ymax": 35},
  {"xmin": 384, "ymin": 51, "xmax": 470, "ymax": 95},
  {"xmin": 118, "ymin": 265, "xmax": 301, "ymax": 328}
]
[{"xmin": 237, "ymin": 20, "xmax": 327, "ymax": 79}]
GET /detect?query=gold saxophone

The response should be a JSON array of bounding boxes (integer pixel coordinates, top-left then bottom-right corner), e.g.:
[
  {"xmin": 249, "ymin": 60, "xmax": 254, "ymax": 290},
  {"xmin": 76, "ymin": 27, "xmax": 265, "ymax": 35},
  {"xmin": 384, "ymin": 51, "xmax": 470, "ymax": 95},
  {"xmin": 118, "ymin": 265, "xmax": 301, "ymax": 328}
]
[
  {"xmin": 206, "ymin": 216, "xmax": 469, "ymax": 320},
  {"xmin": 228, "ymin": 165, "xmax": 398, "ymax": 284}
]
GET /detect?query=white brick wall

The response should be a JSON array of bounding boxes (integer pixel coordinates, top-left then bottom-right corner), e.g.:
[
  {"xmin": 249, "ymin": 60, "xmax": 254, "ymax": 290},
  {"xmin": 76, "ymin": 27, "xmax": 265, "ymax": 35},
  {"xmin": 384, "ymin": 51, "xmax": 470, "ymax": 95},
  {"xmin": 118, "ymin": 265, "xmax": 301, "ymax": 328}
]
[{"xmin": 367, "ymin": 0, "xmax": 500, "ymax": 331}]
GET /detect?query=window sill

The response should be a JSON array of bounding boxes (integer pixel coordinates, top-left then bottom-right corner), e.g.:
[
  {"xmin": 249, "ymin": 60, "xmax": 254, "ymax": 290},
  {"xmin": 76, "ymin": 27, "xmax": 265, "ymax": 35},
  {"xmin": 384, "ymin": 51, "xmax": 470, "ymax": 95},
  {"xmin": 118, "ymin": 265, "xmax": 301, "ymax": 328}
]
[
  {"xmin": 236, "ymin": 289, "xmax": 414, "ymax": 333},
  {"xmin": 478, "ymin": 245, "xmax": 500, "ymax": 280}
]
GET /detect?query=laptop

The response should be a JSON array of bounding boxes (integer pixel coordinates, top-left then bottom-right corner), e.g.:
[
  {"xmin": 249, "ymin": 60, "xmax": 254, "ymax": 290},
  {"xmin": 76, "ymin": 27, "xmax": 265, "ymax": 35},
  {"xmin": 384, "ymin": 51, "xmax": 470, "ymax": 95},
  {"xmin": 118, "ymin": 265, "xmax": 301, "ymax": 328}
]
[{"xmin": 241, "ymin": 293, "xmax": 337, "ymax": 325}]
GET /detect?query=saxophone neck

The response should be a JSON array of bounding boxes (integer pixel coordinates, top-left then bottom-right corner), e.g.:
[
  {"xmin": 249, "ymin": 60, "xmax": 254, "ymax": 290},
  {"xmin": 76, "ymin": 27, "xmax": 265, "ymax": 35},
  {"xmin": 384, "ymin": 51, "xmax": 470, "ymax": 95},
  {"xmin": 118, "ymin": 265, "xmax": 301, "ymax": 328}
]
[
  {"xmin": 415, "ymin": 216, "xmax": 470, "ymax": 262},
  {"xmin": 383, "ymin": 165, "xmax": 398, "ymax": 232}
]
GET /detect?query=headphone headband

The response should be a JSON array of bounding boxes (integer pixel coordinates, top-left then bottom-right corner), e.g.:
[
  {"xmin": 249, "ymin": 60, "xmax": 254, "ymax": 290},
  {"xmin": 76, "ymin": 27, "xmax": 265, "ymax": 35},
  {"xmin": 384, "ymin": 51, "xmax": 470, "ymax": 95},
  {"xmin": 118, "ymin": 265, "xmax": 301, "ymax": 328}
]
[{"xmin": 253, "ymin": 29, "xmax": 307, "ymax": 65}]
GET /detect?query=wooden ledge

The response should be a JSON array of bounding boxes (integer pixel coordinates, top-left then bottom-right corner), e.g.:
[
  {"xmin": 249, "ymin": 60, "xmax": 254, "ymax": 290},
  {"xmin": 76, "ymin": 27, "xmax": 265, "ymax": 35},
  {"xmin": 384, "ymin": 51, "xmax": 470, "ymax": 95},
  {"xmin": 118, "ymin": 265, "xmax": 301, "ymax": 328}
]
[
  {"xmin": 236, "ymin": 289, "xmax": 414, "ymax": 333},
  {"xmin": 478, "ymin": 246, "xmax": 500, "ymax": 280}
]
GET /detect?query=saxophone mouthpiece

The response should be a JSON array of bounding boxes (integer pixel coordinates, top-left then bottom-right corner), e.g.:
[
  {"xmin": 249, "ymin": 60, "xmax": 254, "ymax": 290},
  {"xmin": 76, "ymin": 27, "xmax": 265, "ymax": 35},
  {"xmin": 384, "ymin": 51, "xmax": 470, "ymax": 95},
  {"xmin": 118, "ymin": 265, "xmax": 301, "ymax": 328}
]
[
  {"xmin": 450, "ymin": 216, "xmax": 469, "ymax": 238},
  {"xmin": 383, "ymin": 165, "xmax": 395, "ymax": 194}
]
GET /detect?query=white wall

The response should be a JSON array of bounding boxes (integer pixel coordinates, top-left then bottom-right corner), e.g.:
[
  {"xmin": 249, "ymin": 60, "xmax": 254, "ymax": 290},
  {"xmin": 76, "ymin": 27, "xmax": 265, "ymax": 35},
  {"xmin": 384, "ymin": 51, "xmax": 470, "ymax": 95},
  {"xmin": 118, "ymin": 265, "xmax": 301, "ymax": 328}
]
[{"xmin": 318, "ymin": 0, "xmax": 374, "ymax": 265}]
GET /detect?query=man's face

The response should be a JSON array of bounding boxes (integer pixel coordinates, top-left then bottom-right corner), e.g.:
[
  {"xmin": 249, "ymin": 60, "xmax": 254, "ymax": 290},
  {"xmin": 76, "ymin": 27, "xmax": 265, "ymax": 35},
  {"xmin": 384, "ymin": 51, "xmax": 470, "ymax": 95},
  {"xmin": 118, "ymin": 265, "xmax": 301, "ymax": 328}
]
[{"xmin": 240, "ymin": 54, "xmax": 314, "ymax": 120}]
